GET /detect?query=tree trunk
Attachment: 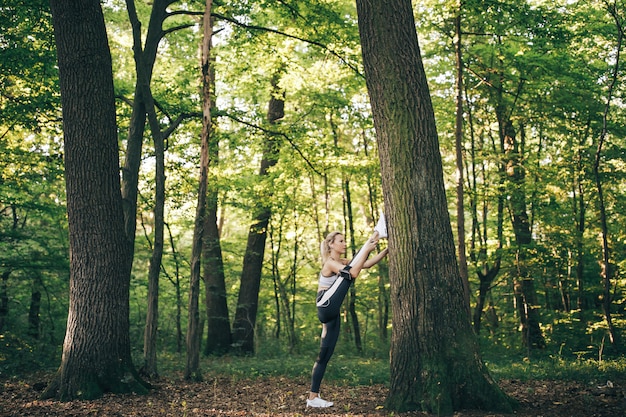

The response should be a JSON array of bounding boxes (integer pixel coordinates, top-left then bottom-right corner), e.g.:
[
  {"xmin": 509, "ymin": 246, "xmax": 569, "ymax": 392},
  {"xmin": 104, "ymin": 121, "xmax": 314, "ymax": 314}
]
[
  {"xmin": 271, "ymin": 231, "xmax": 297, "ymax": 351},
  {"xmin": 356, "ymin": 0, "xmax": 513, "ymax": 413},
  {"xmin": 472, "ymin": 151, "xmax": 505, "ymax": 333},
  {"xmin": 501, "ymin": 121, "xmax": 545, "ymax": 349},
  {"xmin": 140, "ymin": 105, "xmax": 165, "ymax": 378},
  {"xmin": 120, "ymin": 0, "xmax": 169, "ymax": 259},
  {"xmin": 573, "ymin": 127, "xmax": 587, "ymax": 310},
  {"xmin": 232, "ymin": 211, "xmax": 270, "ymax": 354},
  {"xmin": 166, "ymin": 224, "xmax": 184, "ymax": 353},
  {"xmin": 0, "ymin": 270, "xmax": 9, "ymax": 333},
  {"xmin": 232, "ymin": 75, "xmax": 283, "ymax": 354},
  {"xmin": 453, "ymin": 4, "xmax": 470, "ymax": 309},
  {"xmin": 44, "ymin": 0, "xmax": 148, "ymax": 400},
  {"xmin": 186, "ymin": 0, "xmax": 213, "ymax": 380},
  {"xmin": 28, "ymin": 275, "xmax": 42, "ymax": 339},
  {"xmin": 203, "ymin": 196, "xmax": 231, "ymax": 355},
  {"xmin": 202, "ymin": 14, "xmax": 231, "ymax": 356},
  {"xmin": 473, "ymin": 259, "xmax": 500, "ymax": 335},
  {"xmin": 593, "ymin": 4, "xmax": 623, "ymax": 346},
  {"xmin": 269, "ymin": 220, "xmax": 298, "ymax": 351},
  {"xmin": 344, "ymin": 179, "xmax": 362, "ymax": 352}
]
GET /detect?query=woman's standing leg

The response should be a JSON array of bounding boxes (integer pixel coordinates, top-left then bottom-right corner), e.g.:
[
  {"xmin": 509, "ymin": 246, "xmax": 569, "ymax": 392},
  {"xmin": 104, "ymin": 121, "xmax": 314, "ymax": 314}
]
[
  {"xmin": 308, "ymin": 273, "xmax": 352, "ymax": 407},
  {"xmin": 310, "ymin": 315, "xmax": 341, "ymax": 394}
]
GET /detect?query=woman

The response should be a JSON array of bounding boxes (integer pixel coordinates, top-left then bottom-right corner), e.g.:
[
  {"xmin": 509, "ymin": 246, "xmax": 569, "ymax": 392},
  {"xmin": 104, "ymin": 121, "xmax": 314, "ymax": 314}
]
[{"xmin": 307, "ymin": 230, "xmax": 388, "ymax": 408}]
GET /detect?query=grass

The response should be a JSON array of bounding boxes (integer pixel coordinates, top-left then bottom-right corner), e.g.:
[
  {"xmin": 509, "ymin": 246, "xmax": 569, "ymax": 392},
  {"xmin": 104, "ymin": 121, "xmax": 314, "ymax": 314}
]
[
  {"xmin": 198, "ymin": 354, "xmax": 390, "ymax": 386},
  {"xmin": 152, "ymin": 344, "xmax": 626, "ymax": 389},
  {"xmin": 3, "ymin": 330, "xmax": 625, "ymax": 388},
  {"xmin": 485, "ymin": 355, "xmax": 626, "ymax": 383}
]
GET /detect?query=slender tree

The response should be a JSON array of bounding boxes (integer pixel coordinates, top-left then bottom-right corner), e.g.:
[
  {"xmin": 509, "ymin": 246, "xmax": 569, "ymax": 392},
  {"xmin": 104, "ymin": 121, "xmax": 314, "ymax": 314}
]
[
  {"xmin": 453, "ymin": 0, "xmax": 470, "ymax": 309},
  {"xmin": 356, "ymin": 0, "xmax": 514, "ymax": 413},
  {"xmin": 203, "ymin": 14, "xmax": 231, "ymax": 356},
  {"xmin": 124, "ymin": 0, "xmax": 169, "ymax": 380},
  {"xmin": 186, "ymin": 0, "xmax": 213, "ymax": 381},
  {"xmin": 594, "ymin": 1, "xmax": 624, "ymax": 346},
  {"xmin": 43, "ymin": 0, "xmax": 148, "ymax": 400},
  {"xmin": 500, "ymin": 120, "xmax": 545, "ymax": 349},
  {"xmin": 0, "ymin": 271, "xmax": 9, "ymax": 332},
  {"xmin": 120, "ymin": 0, "xmax": 168, "ymax": 254}
]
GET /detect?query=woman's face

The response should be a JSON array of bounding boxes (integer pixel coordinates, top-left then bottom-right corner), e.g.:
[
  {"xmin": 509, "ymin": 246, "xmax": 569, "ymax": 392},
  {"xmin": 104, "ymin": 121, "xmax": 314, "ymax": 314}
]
[{"xmin": 330, "ymin": 234, "xmax": 347, "ymax": 255}]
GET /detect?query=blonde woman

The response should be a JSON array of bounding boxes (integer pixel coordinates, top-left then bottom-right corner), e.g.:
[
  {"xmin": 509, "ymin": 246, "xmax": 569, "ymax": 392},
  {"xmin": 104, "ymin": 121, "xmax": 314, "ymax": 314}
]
[{"xmin": 307, "ymin": 230, "xmax": 388, "ymax": 408}]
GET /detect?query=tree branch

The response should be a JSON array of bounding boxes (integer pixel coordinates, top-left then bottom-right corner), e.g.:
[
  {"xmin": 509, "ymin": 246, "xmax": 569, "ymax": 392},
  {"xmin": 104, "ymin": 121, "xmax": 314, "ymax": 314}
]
[
  {"xmin": 212, "ymin": 12, "xmax": 363, "ymax": 77},
  {"xmin": 219, "ymin": 111, "xmax": 322, "ymax": 176}
]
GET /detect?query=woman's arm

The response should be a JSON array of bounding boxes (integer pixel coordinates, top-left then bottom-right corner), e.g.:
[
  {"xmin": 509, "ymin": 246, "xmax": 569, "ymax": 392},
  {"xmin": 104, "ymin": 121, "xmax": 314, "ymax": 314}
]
[
  {"xmin": 345, "ymin": 231, "xmax": 380, "ymax": 277},
  {"xmin": 363, "ymin": 247, "xmax": 389, "ymax": 268}
]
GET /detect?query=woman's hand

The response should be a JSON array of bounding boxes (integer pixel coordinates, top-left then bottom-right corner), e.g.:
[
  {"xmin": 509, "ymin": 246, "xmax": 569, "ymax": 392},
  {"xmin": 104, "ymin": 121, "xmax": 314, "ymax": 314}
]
[{"xmin": 366, "ymin": 231, "xmax": 380, "ymax": 251}]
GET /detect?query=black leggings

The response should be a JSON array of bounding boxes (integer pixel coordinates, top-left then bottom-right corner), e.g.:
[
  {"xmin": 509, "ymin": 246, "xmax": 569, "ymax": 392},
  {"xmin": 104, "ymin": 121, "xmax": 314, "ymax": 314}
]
[{"xmin": 310, "ymin": 270, "xmax": 352, "ymax": 393}]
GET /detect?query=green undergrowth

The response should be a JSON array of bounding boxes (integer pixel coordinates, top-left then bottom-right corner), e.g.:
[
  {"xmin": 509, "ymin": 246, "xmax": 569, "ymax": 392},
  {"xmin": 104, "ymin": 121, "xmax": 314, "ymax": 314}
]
[
  {"xmin": 154, "ymin": 346, "xmax": 625, "ymax": 389},
  {"xmin": 2, "ymin": 334, "xmax": 624, "ymax": 388},
  {"xmin": 484, "ymin": 354, "xmax": 626, "ymax": 384}
]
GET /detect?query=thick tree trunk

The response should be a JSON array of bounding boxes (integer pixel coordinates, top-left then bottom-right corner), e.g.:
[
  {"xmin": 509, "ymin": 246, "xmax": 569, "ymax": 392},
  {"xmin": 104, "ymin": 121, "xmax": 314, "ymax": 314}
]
[
  {"xmin": 232, "ymin": 213, "xmax": 270, "ymax": 353},
  {"xmin": 356, "ymin": 0, "xmax": 513, "ymax": 414},
  {"xmin": 44, "ymin": 0, "xmax": 148, "ymax": 400}
]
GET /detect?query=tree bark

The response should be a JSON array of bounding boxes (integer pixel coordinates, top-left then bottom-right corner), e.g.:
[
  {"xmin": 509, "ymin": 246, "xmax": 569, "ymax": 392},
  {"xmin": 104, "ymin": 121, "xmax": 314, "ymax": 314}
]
[
  {"xmin": 356, "ymin": 0, "xmax": 513, "ymax": 413},
  {"xmin": 0, "ymin": 270, "xmax": 9, "ymax": 333},
  {"xmin": 121, "ymin": 0, "xmax": 169, "ymax": 259},
  {"xmin": 594, "ymin": 3, "xmax": 623, "ymax": 346},
  {"xmin": 44, "ymin": 0, "xmax": 148, "ymax": 400},
  {"xmin": 203, "ymin": 200, "xmax": 231, "ymax": 355},
  {"xmin": 453, "ymin": 3, "xmax": 470, "ymax": 309},
  {"xmin": 471, "ymin": 131, "xmax": 504, "ymax": 334},
  {"xmin": 344, "ymin": 178, "xmax": 362, "ymax": 352},
  {"xmin": 186, "ymin": 0, "xmax": 213, "ymax": 380},
  {"xmin": 140, "ymin": 101, "xmax": 165, "ymax": 378},
  {"xmin": 202, "ymin": 14, "xmax": 231, "ymax": 356},
  {"xmin": 500, "ymin": 121, "xmax": 545, "ymax": 349},
  {"xmin": 572, "ymin": 125, "xmax": 588, "ymax": 310},
  {"xmin": 28, "ymin": 275, "xmax": 42, "ymax": 339}
]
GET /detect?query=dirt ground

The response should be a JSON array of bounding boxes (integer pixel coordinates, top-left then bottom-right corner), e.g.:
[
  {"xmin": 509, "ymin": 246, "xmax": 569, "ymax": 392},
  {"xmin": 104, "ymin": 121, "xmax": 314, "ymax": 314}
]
[{"xmin": 1, "ymin": 374, "xmax": 624, "ymax": 416}]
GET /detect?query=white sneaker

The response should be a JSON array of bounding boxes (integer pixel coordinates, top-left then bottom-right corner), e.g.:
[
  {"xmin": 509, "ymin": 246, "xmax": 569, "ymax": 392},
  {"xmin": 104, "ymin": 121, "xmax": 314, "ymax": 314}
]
[
  {"xmin": 374, "ymin": 214, "xmax": 388, "ymax": 238},
  {"xmin": 306, "ymin": 396, "xmax": 334, "ymax": 408}
]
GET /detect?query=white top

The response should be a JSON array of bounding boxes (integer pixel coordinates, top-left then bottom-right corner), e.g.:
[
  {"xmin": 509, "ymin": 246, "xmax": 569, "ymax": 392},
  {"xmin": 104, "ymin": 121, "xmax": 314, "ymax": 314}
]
[{"xmin": 318, "ymin": 272, "xmax": 337, "ymax": 289}]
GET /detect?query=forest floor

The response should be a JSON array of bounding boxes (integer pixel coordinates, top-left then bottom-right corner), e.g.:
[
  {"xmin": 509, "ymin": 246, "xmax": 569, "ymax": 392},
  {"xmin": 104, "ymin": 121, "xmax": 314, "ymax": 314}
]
[{"xmin": 1, "ymin": 373, "xmax": 625, "ymax": 417}]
